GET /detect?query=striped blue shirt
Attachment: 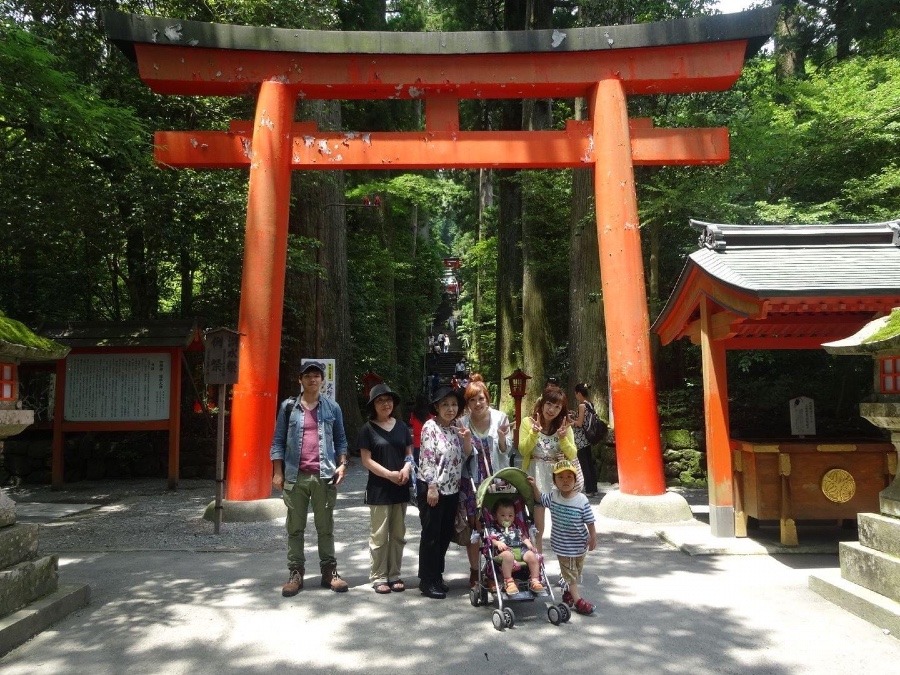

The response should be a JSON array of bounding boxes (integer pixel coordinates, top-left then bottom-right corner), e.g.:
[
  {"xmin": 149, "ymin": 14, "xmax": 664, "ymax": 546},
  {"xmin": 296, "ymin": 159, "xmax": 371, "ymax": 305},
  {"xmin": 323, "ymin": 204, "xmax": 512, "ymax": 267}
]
[{"xmin": 540, "ymin": 490, "xmax": 594, "ymax": 557}]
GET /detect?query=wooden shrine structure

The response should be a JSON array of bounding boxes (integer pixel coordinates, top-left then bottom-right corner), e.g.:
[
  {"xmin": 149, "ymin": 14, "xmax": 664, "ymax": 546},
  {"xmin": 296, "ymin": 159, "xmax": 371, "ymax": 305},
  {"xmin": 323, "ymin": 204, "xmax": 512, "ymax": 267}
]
[
  {"xmin": 104, "ymin": 8, "xmax": 778, "ymax": 503},
  {"xmin": 22, "ymin": 320, "xmax": 203, "ymax": 489},
  {"xmin": 655, "ymin": 221, "xmax": 900, "ymax": 539}
]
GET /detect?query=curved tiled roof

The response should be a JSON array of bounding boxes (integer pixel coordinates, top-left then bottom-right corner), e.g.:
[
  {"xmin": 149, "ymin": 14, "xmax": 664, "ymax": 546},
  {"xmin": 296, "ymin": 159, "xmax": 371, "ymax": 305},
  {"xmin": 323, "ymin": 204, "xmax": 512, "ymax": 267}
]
[
  {"xmin": 687, "ymin": 221, "xmax": 900, "ymax": 296},
  {"xmin": 103, "ymin": 7, "xmax": 778, "ymax": 60},
  {"xmin": 654, "ymin": 220, "xmax": 900, "ymax": 346}
]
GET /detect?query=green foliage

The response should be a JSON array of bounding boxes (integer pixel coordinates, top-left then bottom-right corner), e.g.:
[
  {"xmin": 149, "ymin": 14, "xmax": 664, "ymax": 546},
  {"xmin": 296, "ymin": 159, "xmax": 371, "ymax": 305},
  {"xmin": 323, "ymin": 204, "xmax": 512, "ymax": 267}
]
[
  {"xmin": 727, "ymin": 351, "xmax": 877, "ymax": 438},
  {"xmin": 0, "ymin": 0, "xmax": 897, "ymax": 446},
  {"xmin": 346, "ymin": 172, "xmax": 462, "ymax": 399},
  {"xmin": 0, "ymin": 22, "xmax": 144, "ymax": 159}
]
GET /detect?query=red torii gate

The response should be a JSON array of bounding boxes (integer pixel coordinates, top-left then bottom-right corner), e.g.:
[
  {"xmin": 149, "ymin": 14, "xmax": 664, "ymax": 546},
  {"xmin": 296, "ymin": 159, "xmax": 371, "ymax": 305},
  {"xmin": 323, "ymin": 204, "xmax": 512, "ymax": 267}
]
[{"xmin": 105, "ymin": 8, "xmax": 777, "ymax": 511}]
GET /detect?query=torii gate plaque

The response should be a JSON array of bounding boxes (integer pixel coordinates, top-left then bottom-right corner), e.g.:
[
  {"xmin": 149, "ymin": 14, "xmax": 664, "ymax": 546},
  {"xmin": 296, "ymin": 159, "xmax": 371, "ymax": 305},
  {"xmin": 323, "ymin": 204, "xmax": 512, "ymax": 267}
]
[{"xmin": 105, "ymin": 8, "xmax": 777, "ymax": 523}]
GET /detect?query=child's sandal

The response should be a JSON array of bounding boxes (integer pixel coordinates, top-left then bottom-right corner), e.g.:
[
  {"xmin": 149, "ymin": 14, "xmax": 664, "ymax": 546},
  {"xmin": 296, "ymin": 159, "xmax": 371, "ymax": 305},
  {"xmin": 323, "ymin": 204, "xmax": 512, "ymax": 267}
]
[
  {"xmin": 574, "ymin": 598, "xmax": 595, "ymax": 615},
  {"xmin": 503, "ymin": 579, "xmax": 519, "ymax": 595},
  {"xmin": 529, "ymin": 578, "xmax": 545, "ymax": 593}
]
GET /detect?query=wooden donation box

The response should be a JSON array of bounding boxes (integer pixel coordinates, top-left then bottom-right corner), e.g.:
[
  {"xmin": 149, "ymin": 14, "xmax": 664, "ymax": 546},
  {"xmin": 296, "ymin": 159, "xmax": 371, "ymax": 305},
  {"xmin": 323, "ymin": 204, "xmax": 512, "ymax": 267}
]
[{"xmin": 732, "ymin": 439, "xmax": 896, "ymax": 546}]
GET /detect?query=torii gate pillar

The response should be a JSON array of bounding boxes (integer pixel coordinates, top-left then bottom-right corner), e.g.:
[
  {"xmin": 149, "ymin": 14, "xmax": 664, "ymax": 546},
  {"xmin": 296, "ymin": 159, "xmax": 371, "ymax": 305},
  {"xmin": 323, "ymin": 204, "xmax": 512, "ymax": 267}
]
[
  {"xmin": 228, "ymin": 82, "xmax": 296, "ymax": 500},
  {"xmin": 591, "ymin": 80, "xmax": 691, "ymax": 521}
]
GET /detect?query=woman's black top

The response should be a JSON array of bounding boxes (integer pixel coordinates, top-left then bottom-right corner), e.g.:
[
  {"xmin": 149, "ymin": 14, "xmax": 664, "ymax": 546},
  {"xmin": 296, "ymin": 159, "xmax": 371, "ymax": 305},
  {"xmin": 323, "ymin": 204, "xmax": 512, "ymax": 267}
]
[{"xmin": 357, "ymin": 420, "xmax": 413, "ymax": 505}]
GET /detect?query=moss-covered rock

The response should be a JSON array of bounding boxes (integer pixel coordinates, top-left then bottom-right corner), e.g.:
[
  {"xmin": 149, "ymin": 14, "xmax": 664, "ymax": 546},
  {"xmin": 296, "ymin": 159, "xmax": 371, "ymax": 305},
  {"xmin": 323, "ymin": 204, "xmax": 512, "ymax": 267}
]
[
  {"xmin": 0, "ymin": 312, "xmax": 69, "ymax": 361},
  {"xmin": 864, "ymin": 307, "xmax": 900, "ymax": 344},
  {"xmin": 663, "ymin": 428, "xmax": 699, "ymax": 449}
]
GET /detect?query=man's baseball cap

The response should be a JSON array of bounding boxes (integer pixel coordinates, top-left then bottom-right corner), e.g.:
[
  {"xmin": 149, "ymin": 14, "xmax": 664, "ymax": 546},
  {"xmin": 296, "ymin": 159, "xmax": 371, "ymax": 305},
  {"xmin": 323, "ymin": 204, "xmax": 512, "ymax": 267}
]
[{"xmin": 300, "ymin": 360, "xmax": 326, "ymax": 376}]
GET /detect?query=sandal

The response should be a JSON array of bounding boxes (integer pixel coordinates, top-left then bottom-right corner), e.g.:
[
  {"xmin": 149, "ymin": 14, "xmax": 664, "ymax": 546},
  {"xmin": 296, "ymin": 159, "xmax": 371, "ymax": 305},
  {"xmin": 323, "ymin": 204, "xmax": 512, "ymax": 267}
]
[
  {"xmin": 503, "ymin": 579, "xmax": 519, "ymax": 595},
  {"xmin": 373, "ymin": 582, "xmax": 392, "ymax": 594},
  {"xmin": 529, "ymin": 578, "xmax": 545, "ymax": 593},
  {"xmin": 574, "ymin": 598, "xmax": 595, "ymax": 615},
  {"xmin": 562, "ymin": 590, "xmax": 574, "ymax": 606},
  {"xmin": 389, "ymin": 579, "xmax": 406, "ymax": 592}
]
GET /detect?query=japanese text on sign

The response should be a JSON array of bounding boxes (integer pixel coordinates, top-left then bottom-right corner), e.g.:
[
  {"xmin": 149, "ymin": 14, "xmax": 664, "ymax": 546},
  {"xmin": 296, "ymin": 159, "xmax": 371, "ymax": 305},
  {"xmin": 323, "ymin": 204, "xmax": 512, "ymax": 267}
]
[{"xmin": 64, "ymin": 354, "xmax": 171, "ymax": 421}]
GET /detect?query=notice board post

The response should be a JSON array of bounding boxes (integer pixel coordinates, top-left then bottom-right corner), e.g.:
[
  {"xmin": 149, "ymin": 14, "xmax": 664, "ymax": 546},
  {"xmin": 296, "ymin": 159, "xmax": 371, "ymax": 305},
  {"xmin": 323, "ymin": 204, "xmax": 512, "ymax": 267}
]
[{"xmin": 203, "ymin": 327, "xmax": 240, "ymax": 533}]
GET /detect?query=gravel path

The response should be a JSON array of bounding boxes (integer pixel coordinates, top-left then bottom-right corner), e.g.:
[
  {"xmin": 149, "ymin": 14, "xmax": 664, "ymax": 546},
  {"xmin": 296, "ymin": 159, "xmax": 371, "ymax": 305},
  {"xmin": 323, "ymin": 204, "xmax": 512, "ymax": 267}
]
[{"xmin": 7, "ymin": 477, "xmax": 286, "ymax": 553}]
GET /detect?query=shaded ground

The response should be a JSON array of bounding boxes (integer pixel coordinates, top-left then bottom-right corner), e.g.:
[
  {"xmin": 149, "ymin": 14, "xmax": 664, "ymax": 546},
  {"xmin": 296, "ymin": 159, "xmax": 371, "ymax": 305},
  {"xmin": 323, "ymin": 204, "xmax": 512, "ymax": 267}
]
[{"xmin": 2, "ymin": 473, "xmax": 897, "ymax": 674}]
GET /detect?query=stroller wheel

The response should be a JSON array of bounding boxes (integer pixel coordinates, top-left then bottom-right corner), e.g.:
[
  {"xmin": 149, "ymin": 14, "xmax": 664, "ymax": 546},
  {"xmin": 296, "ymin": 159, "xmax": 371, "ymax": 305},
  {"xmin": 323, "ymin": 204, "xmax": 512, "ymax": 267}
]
[
  {"xmin": 492, "ymin": 609, "xmax": 505, "ymax": 631},
  {"xmin": 547, "ymin": 605, "xmax": 562, "ymax": 626},
  {"xmin": 469, "ymin": 588, "xmax": 480, "ymax": 607},
  {"xmin": 480, "ymin": 588, "xmax": 490, "ymax": 604},
  {"xmin": 502, "ymin": 607, "xmax": 516, "ymax": 628},
  {"xmin": 558, "ymin": 603, "xmax": 571, "ymax": 623}
]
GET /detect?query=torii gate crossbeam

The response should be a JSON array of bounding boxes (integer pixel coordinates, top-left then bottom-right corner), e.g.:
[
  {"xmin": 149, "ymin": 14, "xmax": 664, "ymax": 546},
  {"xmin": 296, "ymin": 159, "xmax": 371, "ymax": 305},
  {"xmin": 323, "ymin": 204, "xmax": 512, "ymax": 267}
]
[{"xmin": 105, "ymin": 8, "xmax": 777, "ymax": 530}]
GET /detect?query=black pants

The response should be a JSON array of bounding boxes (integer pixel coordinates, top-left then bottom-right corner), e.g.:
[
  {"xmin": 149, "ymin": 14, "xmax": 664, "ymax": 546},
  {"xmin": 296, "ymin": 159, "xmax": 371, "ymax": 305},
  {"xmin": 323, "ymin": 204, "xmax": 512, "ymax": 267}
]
[
  {"xmin": 416, "ymin": 481, "xmax": 458, "ymax": 584},
  {"xmin": 577, "ymin": 444, "xmax": 598, "ymax": 494}
]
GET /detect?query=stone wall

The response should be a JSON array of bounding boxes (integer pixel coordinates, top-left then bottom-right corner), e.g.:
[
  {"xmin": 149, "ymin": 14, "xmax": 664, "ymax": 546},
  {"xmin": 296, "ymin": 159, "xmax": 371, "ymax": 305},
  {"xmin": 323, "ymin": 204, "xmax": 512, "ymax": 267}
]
[{"xmin": 591, "ymin": 427, "xmax": 707, "ymax": 488}]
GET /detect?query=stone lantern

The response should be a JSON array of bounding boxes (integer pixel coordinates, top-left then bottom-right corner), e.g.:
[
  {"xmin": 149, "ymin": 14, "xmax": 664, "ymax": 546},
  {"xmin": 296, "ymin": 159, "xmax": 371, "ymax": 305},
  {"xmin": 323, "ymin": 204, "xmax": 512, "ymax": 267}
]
[
  {"xmin": 813, "ymin": 307, "xmax": 900, "ymax": 632},
  {"xmin": 823, "ymin": 307, "xmax": 900, "ymax": 515},
  {"xmin": 0, "ymin": 311, "xmax": 80, "ymax": 655}
]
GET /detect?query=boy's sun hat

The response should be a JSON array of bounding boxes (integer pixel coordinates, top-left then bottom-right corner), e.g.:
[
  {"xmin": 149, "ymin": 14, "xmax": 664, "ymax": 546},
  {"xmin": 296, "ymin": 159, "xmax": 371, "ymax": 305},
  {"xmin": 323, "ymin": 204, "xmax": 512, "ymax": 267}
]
[{"xmin": 552, "ymin": 459, "xmax": 578, "ymax": 475}]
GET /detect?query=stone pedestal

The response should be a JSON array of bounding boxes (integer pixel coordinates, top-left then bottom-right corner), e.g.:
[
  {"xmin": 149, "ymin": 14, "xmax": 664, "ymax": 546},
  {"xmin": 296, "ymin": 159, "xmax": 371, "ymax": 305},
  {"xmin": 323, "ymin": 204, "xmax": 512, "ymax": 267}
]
[
  {"xmin": 0, "ymin": 484, "xmax": 89, "ymax": 656},
  {"xmin": 810, "ymin": 512, "xmax": 900, "ymax": 638},
  {"xmin": 808, "ymin": 419, "xmax": 900, "ymax": 638},
  {"xmin": 879, "ymin": 431, "xmax": 900, "ymax": 518}
]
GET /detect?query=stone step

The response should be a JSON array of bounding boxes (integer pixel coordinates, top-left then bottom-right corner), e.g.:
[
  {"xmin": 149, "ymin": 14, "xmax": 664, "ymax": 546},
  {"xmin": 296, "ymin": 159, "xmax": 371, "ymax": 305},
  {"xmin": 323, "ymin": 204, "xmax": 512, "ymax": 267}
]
[
  {"xmin": 0, "ymin": 524, "xmax": 38, "ymax": 570},
  {"xmin": 858, "ymin": 512, "xmax": 900, "ymax": 558},
  {"xmin": 809, "ymin": 568, "xmax": 900, "ymax": 639},
  {"xmin": 840, "ymin": 541, "xmax": 900, "ymax": 604},
  {"xmin": 0, "ymin": 556, "xmax": 58, "ymax": 620},
  {"xmin": 0, "ymin": 582, "xmax": 90, "ymax": 657}
]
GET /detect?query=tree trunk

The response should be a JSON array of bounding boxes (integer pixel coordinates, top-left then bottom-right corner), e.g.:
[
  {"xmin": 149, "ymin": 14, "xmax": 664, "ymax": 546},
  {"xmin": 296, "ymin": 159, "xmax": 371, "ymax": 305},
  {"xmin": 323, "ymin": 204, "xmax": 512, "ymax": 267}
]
[
  {"xmin": 495, "ymin": 1, "xmax": 528, "ymax": 413},
  {"xmin": 520, "ymin": 0, "xmax": 554, "ymax": 409},
  {"xmin": 775, "ymin": 0, "xmax": 804, "ymax": 81},
  {"xmin": 124, "ymin": 225, "xmax": 158, "ymax": 319},
  {"xmin": 283, "ymin": 99, "xmax": 362, "ymax": 436},
  {"xmin": 179, "ymin": 246, "xmax": 193, "ymax": 317},
  {"xmin": 474, "ymin": 167, "xmax": 493, "ymax": 368},
  {"xmin": 496, "ymin": 164, "xmax": 523, "ymax": 414},
  {"xmin": 832, "ymin": 0, "xmax": 853, "ymax": 60},
  {"xmin": 567, "ymin": 98, "xmax": 608, "ymax": 421}
]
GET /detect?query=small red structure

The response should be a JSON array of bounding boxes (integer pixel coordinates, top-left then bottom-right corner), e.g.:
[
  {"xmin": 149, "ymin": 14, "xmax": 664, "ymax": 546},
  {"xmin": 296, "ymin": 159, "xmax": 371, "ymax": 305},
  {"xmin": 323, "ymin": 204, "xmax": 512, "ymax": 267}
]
[
  {"xmin": 655, "ymin": 221, "xmax": 900, "ymax": 539},
  {"xmin": 33, "ymin": 320, "xmax": 204, "ymax": 489},
  {"xmin": 105, "ymin": 8, "xmax": 777, "ymax": 502},
  {"xmin": 360, "ymin": 371, "xmax": 385, "ymax": 402}
]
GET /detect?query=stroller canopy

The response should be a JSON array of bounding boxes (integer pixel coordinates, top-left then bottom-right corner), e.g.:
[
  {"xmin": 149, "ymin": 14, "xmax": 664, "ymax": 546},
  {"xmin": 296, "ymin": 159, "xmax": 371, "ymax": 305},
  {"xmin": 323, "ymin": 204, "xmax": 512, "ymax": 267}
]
[{"xmin": 475, "ymin": 467, "xmax": 535, "ymax": 519}]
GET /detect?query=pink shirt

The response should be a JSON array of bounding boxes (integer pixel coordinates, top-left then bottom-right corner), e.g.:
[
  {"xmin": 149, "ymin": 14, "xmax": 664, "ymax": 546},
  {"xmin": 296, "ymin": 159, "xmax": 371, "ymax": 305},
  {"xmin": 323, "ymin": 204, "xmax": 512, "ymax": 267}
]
[{"xmin": 298, "ymin": 403, "xmax": 321, "ymax": 474}]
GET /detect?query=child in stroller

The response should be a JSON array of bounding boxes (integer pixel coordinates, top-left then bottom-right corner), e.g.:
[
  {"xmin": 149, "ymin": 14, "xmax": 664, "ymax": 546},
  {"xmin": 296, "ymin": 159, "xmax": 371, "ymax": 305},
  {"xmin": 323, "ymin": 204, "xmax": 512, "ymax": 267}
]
[
  {"xmin": 471, "ymin": 467, "xmax": 571, "ymax": 629},
  {"xmin": 486, "ymin": 498, "xmax": 545, "ymax": 595}
]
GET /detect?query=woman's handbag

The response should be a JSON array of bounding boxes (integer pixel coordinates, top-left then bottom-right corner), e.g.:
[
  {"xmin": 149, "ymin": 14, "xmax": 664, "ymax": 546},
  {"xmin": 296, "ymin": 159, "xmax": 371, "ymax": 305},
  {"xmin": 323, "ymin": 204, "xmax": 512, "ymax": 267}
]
[{"xmin": 406, "ymin": 456, "xmax": 418, "ymax": 505}]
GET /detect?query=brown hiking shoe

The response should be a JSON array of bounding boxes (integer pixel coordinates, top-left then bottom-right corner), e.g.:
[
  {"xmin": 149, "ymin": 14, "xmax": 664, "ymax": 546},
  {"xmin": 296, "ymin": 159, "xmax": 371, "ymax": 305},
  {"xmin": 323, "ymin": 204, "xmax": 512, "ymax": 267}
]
[
  {"xmin": 282, "ymin": 569, "xmax": 304, "ymax": 597},
  {"xmin": 321, "ymin": 562, "xmax": 349, "ymax": 593}
]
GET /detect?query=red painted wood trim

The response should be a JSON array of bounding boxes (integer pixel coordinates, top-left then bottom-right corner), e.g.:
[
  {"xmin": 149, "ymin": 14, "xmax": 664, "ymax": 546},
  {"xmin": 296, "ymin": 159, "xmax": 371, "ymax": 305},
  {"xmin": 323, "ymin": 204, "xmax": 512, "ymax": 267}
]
[
  {"xmin": 133, "ymin": 40, "xmax": 749, "ymax": 98},
  {"xmin": 155, "ymin": 125, "xmax": 729, "ymax": 170}
]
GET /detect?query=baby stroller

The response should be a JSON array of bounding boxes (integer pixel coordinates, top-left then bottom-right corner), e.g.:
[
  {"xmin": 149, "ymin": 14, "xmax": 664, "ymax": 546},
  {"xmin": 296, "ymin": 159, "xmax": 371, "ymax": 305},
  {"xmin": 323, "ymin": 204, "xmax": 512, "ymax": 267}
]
[{"xmin": 469, "ymin": 466, "xmax": 571, "ymax": 630}]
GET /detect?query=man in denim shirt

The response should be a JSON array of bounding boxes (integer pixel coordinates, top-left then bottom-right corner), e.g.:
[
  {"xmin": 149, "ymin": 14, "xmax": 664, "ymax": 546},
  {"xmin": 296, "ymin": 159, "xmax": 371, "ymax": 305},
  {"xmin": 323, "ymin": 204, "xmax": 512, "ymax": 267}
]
[{"xmin": 271, "ymin": 361, "xmax": 349, "ymax": 596}]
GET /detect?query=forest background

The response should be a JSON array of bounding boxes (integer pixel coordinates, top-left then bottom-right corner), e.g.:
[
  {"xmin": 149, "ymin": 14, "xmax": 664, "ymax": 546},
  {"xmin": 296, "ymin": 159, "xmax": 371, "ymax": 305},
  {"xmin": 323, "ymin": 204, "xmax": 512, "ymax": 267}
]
[{"xmin": 1, "ymin": 0, "xmax": 898, "ymax": 461}]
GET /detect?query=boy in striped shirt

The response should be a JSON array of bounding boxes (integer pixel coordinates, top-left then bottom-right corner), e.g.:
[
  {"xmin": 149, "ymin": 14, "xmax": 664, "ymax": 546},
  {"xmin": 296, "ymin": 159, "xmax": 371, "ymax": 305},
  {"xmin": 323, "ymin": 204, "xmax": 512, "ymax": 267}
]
[{"xmin": 529, "ymin": 459, "xmax": 597, "ymax": 615}]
